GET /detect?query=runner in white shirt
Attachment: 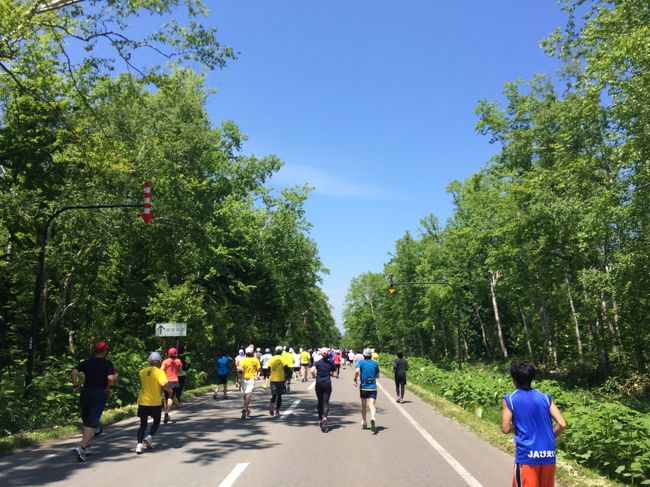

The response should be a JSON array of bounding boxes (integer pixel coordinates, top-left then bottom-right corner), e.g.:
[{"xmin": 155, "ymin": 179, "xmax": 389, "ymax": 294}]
[
  {"xmin": 260, "ymin": 348, "xmax": 272, "ymax": 389},
  {"xmin": 292, "ymin": 349, "xmax": 301, "ymax": 380}
]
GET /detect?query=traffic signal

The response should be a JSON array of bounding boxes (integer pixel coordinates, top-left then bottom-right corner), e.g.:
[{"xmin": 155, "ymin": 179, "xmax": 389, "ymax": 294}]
[{"xmin": 388, "ymin": 274, "xmax": 396, "ymax": 294}]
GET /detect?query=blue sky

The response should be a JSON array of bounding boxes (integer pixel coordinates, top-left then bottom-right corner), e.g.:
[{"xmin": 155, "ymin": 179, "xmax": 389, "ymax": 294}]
[{"xmin": 196, "ymin": 1, "xmax": 568, "ymax": 329}]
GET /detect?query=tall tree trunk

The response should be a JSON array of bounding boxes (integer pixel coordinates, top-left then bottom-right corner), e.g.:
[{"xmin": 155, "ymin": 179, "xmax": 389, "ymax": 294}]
[
  {"xmin": 518, "ymin": 303, "xmax": 533, "ymax": 358},
  {"xmin": 488, "ymin": 270, "xmax": 508, "ymax": 358},
  {"xmin": 473, "ymin": 304, "xmax": 492, "ymax": 358},
  {"xmin": 538, "ymin": 299, "xmax": 551, "ymax": 366},
  {"xmin": 565, "ymin": 274, "xmax": 584, "ymax": 363},
  {"xmin": 600, "ymin": 294, "xmax": 619, "ymax": 353}
]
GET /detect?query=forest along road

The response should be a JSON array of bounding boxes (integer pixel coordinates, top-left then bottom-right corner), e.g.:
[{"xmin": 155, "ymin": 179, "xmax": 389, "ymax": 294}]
[{"xmin": 0, "ymin": 367, "xmax": 512, "ymax": 487}]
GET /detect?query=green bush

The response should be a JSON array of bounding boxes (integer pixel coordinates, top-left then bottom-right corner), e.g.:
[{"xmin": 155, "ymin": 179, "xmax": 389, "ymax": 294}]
[{"xmin": 378, "ymin": 354, "xmax": 650, "ymax": 485}]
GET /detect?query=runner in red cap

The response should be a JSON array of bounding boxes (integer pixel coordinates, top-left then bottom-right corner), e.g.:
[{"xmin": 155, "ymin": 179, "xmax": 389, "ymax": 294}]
[
  {"xmin": 161, "ymin": 347, "xmax": 182, "ymax": 423},
  {"xmin": 70, "ymin": 341, "xmax": 116, "ymax": 462}
]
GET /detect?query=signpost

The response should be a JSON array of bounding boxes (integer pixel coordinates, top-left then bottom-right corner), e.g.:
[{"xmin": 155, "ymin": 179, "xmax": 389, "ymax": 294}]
[{"xmin": 155, "ymin": 322, "xmax": 187, "ymax": 337}]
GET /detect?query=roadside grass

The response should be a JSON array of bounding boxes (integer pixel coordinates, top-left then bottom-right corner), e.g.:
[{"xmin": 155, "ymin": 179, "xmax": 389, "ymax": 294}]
[
  {"xmin": 402, "ymin": 380, "xmax": 625, "ymax": 487},
  {"xmin": 0, "ymin": 385, "xmax": 214, "ymax": 456}
]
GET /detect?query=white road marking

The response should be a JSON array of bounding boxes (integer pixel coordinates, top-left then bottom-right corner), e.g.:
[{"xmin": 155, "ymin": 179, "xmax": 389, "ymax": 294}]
[
  {"xmin": 279, "ymin": 399, "xmax": 301, "ymax": 419},
  {"xmin": 377, "ymin": 382, "xmax": 484, "ymax": 487},
  {"xmin": 218, "ymin": 462, "xmax": 249, "ymax": 487},
  {"xmin": 307, "ymin": 381, "xmax": 316, "ymax": 391}
]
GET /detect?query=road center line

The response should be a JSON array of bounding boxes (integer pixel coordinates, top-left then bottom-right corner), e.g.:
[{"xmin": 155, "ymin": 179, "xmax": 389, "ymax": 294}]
[
  {"xmin": 218, "ymin": 462, "xmax": 249, "ymax": 487},
  {"xmin": 377, "ymin": 382, "xmax": 484, "ymax": 487},
  {"xmin": 279, "ymin": 399, "xmax": 301, "ymax": 419}
]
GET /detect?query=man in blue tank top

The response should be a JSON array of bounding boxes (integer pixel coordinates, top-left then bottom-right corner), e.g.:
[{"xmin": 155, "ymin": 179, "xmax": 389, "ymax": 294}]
[{"xmin": 502, "ymin": 361, "xmax": 567, "ymax": 487}]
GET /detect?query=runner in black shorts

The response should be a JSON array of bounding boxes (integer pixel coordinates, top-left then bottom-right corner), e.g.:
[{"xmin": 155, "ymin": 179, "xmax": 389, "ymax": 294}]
[{"xmin": 70, "ymin": 341, "xmax": 116, "ymax": 462}]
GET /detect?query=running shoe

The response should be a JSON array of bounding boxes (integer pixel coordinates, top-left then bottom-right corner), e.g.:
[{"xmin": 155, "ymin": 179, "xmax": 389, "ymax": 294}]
[
  {"xmin": 320, "ymin": 417, "xmax": 328, "ymax": 433},
  {"xmin": 241, "ymin": 408, "xmax": 247, "ymax": 419},
  {"xmin": 246, "ymin": 408, "xmax": 251, "ymax": 418},
  {"xmin": 163, "ymin": 412, "xmax": 170, "ymax": 424},
  {"xmin": 362, "ymin": 421, "xmax": 368, "ymax": 430},
  {"xmin": 371, "ymin": 418, "xmax": 376, "ymax": 432},
  {"xmin": 213, "ymin": 392, "xmax": 218, "ymax": 400},
  {"xmin": 84, "ymin": 446, "xmax": 93, "ymax": 456},
  {"xmin": 135, "ymin": 443, "xmax": 144, "ymax": 454},
  {"xmin": 72, "ymin": 446, "xmax": 87, "ymax": 462},
  {"xmin": 143, "ymin": 435, "xmax": 153, "ymax": 450}
]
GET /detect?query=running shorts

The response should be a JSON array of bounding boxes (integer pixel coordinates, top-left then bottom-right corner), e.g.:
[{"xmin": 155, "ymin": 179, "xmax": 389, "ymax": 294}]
[
  {"xmin": 215, "ymin": 374, "xmax": 228, "ymax": 385},
  {"xmin": 164, "ymin": 381, "xmax": 180, "ymax": 400},
  {"xmin": 242, "ymin": 378, "xmax": 255, "ymax": 394},
  {"xmin": 360, "ymin": 389, "xmax": 378, "ymax": 399},
  {"xmin": 513, "ymin": 463, "xmax": 556, "ymax": 487},
  {"xmin": 262, "ymin": 368, "xmax": 270, "ymax": 378},
  {"xmin": 80, "ymin": 388, "xmax": 105, "ymax": 428},
  {"xmin": 270, "ymin": 381, "xmax": 285, "ymax": 395}
]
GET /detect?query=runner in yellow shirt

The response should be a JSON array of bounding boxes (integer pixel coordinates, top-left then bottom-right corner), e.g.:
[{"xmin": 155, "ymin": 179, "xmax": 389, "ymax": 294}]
[
  {"xmin": 300, "ymin": 348, "xmax": 311, "ymax": 382},
  {"xmin": 136, "ymin": 352, "xmax": 173, "ymax": 454},
  {"xmin": 238, "ymin": 346, "xmax": 261, "ymax": 419},
  {"xmin": 268, "ymin": 346, "xmax": 287, "ymax": 416}
]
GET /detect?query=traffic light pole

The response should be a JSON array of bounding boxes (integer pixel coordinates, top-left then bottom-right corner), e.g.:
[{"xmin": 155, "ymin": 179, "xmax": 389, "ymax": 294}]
[{"xmin": 24, "ymin": 203, "xmax": 141, "ymax": 397}]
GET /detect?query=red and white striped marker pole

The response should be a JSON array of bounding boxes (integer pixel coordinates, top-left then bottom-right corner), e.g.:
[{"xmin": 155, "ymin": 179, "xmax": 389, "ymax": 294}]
[{"xmin": 141, "ymin": 181, "xmax": 153, "ymax": 223}]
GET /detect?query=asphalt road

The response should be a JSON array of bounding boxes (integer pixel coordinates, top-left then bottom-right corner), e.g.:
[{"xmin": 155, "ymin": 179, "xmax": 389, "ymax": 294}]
[{"xmin": 0, "ymin": 366, "xmax": 513, "ymax": 487}]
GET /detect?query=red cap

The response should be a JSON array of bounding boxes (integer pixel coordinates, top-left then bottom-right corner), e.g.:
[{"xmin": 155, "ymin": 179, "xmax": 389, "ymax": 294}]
[
  {"xmin": 94, "ymin": 341, "xmax": 108, "ymax": 352},
  {"xmin": 168, "ymin": 347, "xmax": 177, "ymax": 356}
]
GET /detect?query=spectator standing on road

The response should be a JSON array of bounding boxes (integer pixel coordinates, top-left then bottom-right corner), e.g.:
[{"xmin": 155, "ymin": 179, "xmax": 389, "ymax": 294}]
[
  {"xmin": 260, "ymin": 348, "xmax": 272, "ymax": 389},
  {"xmin": 502, "ymin": 361, "xmax": 567, "ymax": 487},
  {"xmin": 214, "ymin": 352, "xmax": 233, "ymax": 399},
  {"xmin": 135, "ymin": 352, "xmax": 173, "ymax": 454},
  {"xmin": 311, "ymin": 347, "xmax": 335, "ymax": 432},
  {"xmin": 239, "ymin": 346, "xmax": 260, "ymax": 419},
  {"xmin": 267, "ymin": 346, "xmax": 286, "ymax": 416},
  {"xmin": 161, "ymin": 347, "xmax": 182, "ymax": 424},
  {"xmin": 300, "ymin": 348, "xmax": 310, "ymax": 381},
  {"xmin": 354, "ymin": 348, "xmax": 380, "ymax": 433},
  {"xmin": 393, "ymin": 351, "xmax": 409, "ymax": 403},
  {"xmin": 70, "ymin": 340, "xmax": 116, "ymax": 462}
]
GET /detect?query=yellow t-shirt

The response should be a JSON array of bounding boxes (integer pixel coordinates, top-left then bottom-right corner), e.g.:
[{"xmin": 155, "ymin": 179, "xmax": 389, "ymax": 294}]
[
  {"xmin": 300, "ymin": 351, "xmax": 310, "ymax": 364},
  {"xmin": 268, "ymin": 355, "xmax": 286, "ymax": 382},
  {"xmin": 138, "ymin": 366, "xmax": 168, "ymax": 406},
  {"xmin": 371, "ymin": 352, "xmax": 379, "ymax": 360},
  {"xmin": 281, "ymin": 351, "xmax": 293, "ymax": 368},
  {"xmin": 240, "ymin": 356, "xmax": 260, "ymax": 379}
]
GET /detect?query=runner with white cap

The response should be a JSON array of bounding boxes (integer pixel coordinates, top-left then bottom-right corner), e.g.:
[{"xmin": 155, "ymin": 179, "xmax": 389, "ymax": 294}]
[
  {"xmin": 238, "ymin": 346, "xmax": 260, "ymax": 418},
  {"xmin": 135, "ymin": 352, "xmax": 173, "ymax": 454},
  {"xmin": 354, "ymin": 347, "xmax": 380, "ymax": 432}
]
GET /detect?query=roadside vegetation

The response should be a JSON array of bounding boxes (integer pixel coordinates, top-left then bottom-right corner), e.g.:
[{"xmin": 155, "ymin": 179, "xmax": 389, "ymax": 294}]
[{"xmin": 345, "ymin": 1, "xmax": 650, "ymax": 484}]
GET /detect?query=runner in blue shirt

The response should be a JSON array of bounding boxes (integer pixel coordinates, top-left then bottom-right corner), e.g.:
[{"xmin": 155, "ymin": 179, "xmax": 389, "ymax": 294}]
[
  {"xmin": 354, "ymin": 348, "xmax": 380, "ymax": 433},
  {"xmin": 502, "ymin": 361, "xmax": 567, "ymax": 487},
  {"xmin": 214, "ymin": 352, "xmax": 233, "ymax": 400}
]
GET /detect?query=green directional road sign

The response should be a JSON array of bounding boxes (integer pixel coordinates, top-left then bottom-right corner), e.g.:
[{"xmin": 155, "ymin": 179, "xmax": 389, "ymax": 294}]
[{"xmin": 154, "ymin": 322, "xmax": 187, "ymax": 337}]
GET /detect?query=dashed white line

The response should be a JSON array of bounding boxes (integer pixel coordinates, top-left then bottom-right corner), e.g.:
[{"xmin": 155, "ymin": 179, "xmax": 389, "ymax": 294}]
[
  {"xmin": 218, "ymin": 462, "xmax": 249, "ymax": 487},
  {"xmin": 279, "ymin": 399, "xmax": 301, "ymax": 419},
  {"xmin": 377, "ymin": 382, "xmax": 484, "ymax": 487}
]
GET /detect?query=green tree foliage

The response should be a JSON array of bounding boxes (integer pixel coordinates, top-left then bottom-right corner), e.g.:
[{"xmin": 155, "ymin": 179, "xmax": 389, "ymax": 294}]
[{"xmin": 0, "ymin": 1, "xmax": 336, "ymax": 432}]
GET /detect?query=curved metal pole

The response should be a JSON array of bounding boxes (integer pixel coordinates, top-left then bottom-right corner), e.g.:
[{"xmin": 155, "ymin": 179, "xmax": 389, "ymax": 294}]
[{"xmin": 24, "ymin": 204, "xmax": 140, "ymax": 397}]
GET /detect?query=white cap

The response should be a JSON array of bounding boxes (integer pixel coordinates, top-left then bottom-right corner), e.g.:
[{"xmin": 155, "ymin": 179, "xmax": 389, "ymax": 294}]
[
  {"xmin": 149, "ymin": 351, "xmax": 162, "ymax": 362},
  {"xmin": 289, "ymin": 347, "xmax": 294, "ymax": 353},
  {"xmin": 256, "ymin": 348, "xmax": 261, "ymax": 351},
  {"xmin": 245, "ymin": 346, "xmax": 254, "ymax": 354},
  {"xmin": 275, "ymin": 345, "xmax": 283, "ymax": 352}
]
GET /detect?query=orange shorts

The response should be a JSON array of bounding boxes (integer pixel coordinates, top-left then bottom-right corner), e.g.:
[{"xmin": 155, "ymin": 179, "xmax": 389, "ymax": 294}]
[{"xmin": 512, "ymin": 463, "xmax": 556, "ymax": 487}]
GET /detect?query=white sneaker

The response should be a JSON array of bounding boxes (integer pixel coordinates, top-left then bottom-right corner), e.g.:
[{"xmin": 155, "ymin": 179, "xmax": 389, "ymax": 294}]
[
  {"xmin": 362, "ymin": 421, "xmax": 368, "ymax": 430},
  {"xmin": 72, "ymin": 446, "xmax": 87, "ymax": 462},
  {"xmin": 143, "ymin": 435, "xmax": 153, "ymax": 450},
  {"xmin": 135, "ymin": 443, "xmax": 144, "ymax": 454}
]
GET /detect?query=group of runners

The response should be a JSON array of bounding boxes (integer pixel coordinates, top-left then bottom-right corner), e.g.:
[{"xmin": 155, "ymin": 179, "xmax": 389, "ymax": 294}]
[{"xmin": 69, "ymin": 340, "xmax": 566, "ymax": 487}]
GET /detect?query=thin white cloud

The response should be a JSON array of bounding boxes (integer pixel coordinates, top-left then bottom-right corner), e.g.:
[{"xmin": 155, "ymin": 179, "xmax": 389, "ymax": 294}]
[{"xmin": 273, "ymin": 164, "xmax": 398, "ymax": 201}]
